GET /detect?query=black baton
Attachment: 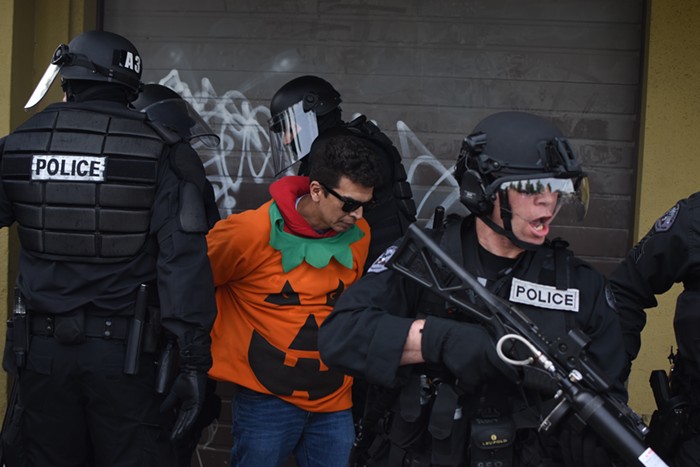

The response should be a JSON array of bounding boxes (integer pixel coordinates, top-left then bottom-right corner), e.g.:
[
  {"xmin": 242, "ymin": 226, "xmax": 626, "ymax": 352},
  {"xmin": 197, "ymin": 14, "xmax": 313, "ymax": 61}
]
[{"xmin": 123, "ymin": 284, "xmax": 148, "ymax": 375}]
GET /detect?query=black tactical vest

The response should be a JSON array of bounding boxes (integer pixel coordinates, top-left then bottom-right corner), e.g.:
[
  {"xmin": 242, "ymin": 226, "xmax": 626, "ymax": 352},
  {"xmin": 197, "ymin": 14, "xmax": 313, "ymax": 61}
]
[{"xmin": 1, "ymin": 103, "xmax": 166, "ymax": 263}]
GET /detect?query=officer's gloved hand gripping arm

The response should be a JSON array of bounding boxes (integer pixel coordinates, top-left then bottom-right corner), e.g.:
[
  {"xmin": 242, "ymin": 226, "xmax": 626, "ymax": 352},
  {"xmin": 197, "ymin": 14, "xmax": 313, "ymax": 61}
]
[{"xmin": 154, "ymin": 143, "xmax": 217, "ymax": 441}]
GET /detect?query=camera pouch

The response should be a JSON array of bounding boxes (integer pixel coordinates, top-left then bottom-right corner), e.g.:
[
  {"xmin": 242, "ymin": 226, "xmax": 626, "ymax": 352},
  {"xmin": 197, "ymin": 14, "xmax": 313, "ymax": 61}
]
[{"xmin": 470, "ymin": 416, "xmax": 515, "ymax": 467}]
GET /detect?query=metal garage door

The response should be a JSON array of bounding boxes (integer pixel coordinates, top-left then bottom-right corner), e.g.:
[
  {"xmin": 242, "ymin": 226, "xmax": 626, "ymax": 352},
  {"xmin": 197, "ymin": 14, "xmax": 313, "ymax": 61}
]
[{"xmin": 103, "ymin": 1, "xmax": 645, "ymax": 464}]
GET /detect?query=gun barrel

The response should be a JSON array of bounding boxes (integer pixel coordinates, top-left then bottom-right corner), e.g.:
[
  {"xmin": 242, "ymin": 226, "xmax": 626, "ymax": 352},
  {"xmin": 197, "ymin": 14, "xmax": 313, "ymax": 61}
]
[{"xmin": 570, "ymin": 388, "xmax": 667, "ymax": 467}]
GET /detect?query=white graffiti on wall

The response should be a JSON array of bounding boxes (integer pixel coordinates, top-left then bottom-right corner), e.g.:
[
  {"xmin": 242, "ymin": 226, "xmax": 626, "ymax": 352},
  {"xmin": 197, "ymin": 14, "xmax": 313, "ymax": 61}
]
[{"xmin": 157, "ymin": 69, "xmax": 465, "ymax": 221}]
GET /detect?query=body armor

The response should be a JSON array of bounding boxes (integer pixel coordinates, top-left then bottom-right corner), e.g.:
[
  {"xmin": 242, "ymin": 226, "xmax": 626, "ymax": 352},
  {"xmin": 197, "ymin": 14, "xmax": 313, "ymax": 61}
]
[{"xmin": 1, "ymin": 102, "xmax": 165, "ymax": 263}]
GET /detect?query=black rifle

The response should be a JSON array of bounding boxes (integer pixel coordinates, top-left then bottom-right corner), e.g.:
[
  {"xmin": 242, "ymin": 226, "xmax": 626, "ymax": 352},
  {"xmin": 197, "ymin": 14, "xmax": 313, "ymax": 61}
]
[{"xmin": 387, "ymin": 223, "xmax": 668, "ymax": 467}]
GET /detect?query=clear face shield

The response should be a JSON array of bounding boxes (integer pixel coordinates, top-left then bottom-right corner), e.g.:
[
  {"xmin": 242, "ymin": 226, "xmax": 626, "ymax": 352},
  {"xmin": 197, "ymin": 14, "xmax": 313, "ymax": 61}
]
[
  {"xmin": 494, "ymin": 174, "xmax": 590, "ymax": 221},
  {"xmin": 268, "ymin": 100, "xmax": 319, "ymax": 177},
  {"xmin": 140, "ymin": 98, "xmax": 220, "ymax": 148},
  {"xmin": 24, "ymin": 44, "xmax": 70, "ymax": 109}
]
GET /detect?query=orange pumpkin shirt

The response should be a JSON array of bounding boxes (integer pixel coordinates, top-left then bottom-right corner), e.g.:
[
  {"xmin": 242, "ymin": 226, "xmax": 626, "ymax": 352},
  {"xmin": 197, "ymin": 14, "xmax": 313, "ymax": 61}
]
[{"xmin": 207, "ymin": 178, "xmax": 370, "ymax": 413}]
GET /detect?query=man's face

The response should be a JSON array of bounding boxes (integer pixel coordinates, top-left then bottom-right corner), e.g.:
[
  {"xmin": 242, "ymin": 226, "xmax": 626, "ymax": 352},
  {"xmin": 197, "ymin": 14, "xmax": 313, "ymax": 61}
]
[
  {"xmin": 494, "ymin": 187, "xmax": 560, "ymax": 246},
  {"xmin": 311, "ymin": 176, "xmax": 374, "ymax": 233}
]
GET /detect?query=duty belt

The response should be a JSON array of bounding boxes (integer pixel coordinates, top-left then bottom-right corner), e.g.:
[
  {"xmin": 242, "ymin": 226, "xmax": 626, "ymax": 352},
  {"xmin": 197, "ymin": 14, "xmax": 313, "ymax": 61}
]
[{"xmin": 29, "ymin": 312, "xmax": 130, "ymax": 340}]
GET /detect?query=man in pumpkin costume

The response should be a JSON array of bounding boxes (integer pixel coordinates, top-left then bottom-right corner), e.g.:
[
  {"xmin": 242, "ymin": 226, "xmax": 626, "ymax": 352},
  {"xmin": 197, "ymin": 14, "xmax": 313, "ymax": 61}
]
[{"xmin": 206, "ymin": 130, "xmax": 382, "ymax": 467}]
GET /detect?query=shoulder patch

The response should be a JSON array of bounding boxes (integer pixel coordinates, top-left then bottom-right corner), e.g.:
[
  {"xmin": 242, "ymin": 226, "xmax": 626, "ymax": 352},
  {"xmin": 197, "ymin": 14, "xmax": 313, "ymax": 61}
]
[
  {"xmin": 605, "ymin": 283, "xmax": 617, "ymax": 311},
  {"xmin": 654, "ymin": 203, "xmax": 680, "ymax": 232},
  {"xmin": 367, "ymin": 245, "xmax": 397, "ymax": 274}
]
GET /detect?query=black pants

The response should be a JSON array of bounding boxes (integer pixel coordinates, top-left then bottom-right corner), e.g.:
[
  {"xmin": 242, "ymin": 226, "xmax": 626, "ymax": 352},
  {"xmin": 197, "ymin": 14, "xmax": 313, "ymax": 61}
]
[{"xmin": 18, "ymin": 336, "xmax": 175, "ymax": 467}]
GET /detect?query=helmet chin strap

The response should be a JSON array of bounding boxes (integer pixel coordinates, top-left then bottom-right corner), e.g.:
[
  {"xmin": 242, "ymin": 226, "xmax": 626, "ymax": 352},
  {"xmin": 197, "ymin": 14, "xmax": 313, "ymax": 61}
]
[{"xmin": 478, "ymin": 191, "xmax": 541, "ymax": 251}]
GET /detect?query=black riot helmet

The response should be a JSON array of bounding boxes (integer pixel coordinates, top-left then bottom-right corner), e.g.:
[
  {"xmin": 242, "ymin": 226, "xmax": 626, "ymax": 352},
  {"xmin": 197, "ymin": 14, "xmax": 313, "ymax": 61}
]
[
  {"xmin": 268, "ymin": 75, "xmax": 343, "ymax": 176},
  {"xmin": 454, "ymin": 111, "xmax": 589, "ymax": 248},
  {"xmin": 133, "ymin": 84, "xmax": 220, "ymax": 148},
  {"xmin": 24, "ymin": 30, "xmax": 143, "ymax": 108},
  {"xmin": 59, "ymin": 30, "xmax": 142, "ymax": 92}
]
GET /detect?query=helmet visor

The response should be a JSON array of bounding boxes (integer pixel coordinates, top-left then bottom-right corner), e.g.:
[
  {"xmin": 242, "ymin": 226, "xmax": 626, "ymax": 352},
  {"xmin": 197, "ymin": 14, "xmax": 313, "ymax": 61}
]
[
  {"xmin": 141, "ymin": 98, "xmax": 220, "ymax": 148},
  {"xmin": 268, "ymin": 100, "xmax": 319, "ymax": 176},
  {"xmin": 495, "ymin": 174, "xmax": 590, "ymax": 220}
]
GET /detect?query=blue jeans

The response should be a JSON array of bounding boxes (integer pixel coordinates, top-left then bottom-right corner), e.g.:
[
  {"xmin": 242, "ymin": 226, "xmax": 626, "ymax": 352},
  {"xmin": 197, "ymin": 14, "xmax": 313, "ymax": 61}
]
[{"xmin": 231, "ymin": 387, "xmax": 355, "ymax": 467}]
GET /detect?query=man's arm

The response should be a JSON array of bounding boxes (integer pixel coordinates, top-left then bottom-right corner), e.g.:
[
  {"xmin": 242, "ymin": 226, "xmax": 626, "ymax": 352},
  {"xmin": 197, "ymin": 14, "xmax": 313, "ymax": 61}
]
[{"xmin": 319, "ymin": 266, "xmax": 419, "ymax": 388}]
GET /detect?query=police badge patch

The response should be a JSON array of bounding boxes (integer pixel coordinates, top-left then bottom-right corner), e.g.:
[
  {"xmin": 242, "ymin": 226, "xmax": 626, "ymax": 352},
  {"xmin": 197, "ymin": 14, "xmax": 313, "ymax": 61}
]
[
  {"xmin": 654, "ymin": 203, "xmax": 680, "ymax": 232},
  {"xmin": 367, "ymin": 245, "xmax": 397, "ymax": 274}
]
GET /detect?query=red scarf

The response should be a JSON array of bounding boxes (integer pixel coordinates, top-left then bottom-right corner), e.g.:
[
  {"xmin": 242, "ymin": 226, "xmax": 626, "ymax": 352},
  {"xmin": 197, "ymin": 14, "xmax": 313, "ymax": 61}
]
[{"xmin": 269, "ymin": 176, "xmax": 337, "ymax": 238}]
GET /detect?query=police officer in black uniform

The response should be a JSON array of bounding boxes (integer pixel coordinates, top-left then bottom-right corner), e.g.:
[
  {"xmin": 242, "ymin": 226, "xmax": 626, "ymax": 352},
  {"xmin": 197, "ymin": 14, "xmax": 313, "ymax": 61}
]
[
  {"xmin": 133, "ymin": 82, "xmax": 222, "ymax": 467},
  {"xmin": 0, "ymin": 31, "xmax": 216, "ymax": 466},
  {"xmin": 268, "ymin": 75, "xmax": 417, "ymax": 267},
  {"xmin": 609, "ymin": 193, "xmax": 700, "ymax": 466},
  {"xmin": 319, "ymin": 111, "xmax": 626, "ymax": 467}
]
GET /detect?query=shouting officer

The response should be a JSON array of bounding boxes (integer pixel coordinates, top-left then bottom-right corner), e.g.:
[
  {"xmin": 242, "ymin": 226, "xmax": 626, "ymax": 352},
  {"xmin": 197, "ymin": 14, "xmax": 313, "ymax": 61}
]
[
  {"xmin": 268, "ymin": 75, "xmax": 417, "ymax": 267},
  {"xmin": 0, "ymin": 31, "xmax": 216, "ymax": 466},
  {"xmin": 319, "ymin": 112, "xmax": 627, "ymax": 467}
]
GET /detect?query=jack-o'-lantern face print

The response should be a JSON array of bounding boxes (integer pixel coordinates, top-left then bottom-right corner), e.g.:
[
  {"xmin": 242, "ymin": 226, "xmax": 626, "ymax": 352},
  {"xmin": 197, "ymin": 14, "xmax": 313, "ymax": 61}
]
[{"xmin": 250, "ymin": 280, "xmax": 346, "ymax": 399}]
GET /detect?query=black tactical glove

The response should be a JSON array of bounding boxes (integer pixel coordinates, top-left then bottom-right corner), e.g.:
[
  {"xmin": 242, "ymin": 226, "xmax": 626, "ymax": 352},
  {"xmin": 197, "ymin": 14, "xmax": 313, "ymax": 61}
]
[
  {"xmin": 160, "ymin": 367, "xmax": 208, "ymax": 441},
  {"xmin": 558, "ymin": 423, "xmax": 614, "ymax": 467},
  {"xmin": 421, "ymin": 316, "xmax": 518, "ymax": 390}
]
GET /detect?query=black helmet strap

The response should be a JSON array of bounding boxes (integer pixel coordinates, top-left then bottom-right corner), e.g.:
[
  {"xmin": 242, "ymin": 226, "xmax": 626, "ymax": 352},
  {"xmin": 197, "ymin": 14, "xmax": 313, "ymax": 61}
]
[{"xmin": 475, "ymin": 190, "xmax": 539, "ymax": 252}]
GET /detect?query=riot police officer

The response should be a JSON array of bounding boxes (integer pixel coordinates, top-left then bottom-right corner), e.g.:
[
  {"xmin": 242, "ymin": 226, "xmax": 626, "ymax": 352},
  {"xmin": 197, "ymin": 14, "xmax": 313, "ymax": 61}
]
[
  {"xmin": 0, "ymin": 30, "xmax": 216, "ymax": 466},
  {"xmin": 319, "ymin": 111, "xmax": 627, "ymax": 467},
  {"xmin": 268, "ymin": 75, "xmax": 417, "ymax": 267},
  {"xmin": 133, "ymin": 82, "xmax": 222, "ymax": 467},
  {"xmin": 609, "ymin": 193, "xmax": 700, "ymax": 466}
]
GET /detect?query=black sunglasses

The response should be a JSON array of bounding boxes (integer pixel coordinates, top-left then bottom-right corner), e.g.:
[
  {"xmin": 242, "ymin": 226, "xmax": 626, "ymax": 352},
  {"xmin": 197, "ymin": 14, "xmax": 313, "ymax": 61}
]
[{"xmin": 320, "ymin": 183, "xmax": 375, "ymax": 213}]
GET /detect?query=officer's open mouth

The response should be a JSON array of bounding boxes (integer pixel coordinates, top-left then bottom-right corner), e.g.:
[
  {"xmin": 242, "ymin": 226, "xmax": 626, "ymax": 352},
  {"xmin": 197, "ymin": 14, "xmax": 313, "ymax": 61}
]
[{"xmin": 531, "ymin": 217, "xmax": 552, "ymax": 231}]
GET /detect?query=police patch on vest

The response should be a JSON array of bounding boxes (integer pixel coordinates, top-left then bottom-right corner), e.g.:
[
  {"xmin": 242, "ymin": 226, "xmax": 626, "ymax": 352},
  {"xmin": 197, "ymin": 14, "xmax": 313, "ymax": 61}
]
[
  {"xmin": 367, "ymin": 245, "xmax": 397, "ymax": 274},
  {"xmin": 32, "ymin": 155, "xmax": 107, "ymax": 182},
  {"xmin": 654, "ymin": 203, "xmax": 679, "ymax": 232},
  {"xmin": 509, "ymin": 277, "xmax": 579, "ymax": 312}
]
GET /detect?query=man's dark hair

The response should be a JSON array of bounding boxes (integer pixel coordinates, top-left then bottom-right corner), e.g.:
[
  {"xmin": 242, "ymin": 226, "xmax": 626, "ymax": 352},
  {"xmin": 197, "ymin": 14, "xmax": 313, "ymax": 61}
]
[{"xmin": 308, "ymin": 129, "xmax": 382, "ymax": 189}]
